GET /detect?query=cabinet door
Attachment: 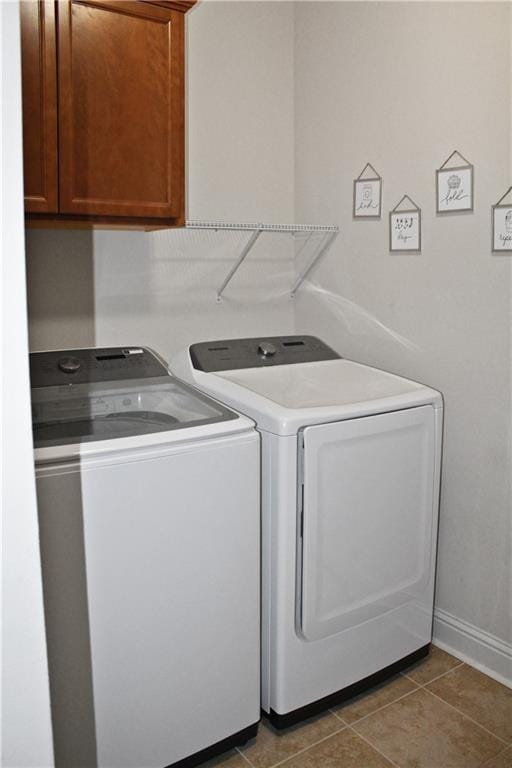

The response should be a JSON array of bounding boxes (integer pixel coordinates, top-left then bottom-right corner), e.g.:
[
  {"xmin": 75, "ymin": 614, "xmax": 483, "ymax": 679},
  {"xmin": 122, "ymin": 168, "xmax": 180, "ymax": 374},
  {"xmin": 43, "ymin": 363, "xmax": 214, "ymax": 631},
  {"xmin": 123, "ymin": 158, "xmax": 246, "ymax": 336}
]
[
  {"xmin": 21, "ymin": 0, "xmax": 58, "ymax": 213},
  {"xmin": 57, "ymin": 0, "xmax": 185, "ymax": 221}
]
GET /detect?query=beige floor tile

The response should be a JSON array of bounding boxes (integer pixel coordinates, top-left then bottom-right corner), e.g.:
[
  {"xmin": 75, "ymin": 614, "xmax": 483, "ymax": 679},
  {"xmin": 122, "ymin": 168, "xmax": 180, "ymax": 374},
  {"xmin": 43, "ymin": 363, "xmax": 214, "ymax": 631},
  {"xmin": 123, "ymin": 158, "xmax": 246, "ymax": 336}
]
[
  {"xmin": 278, "ymin": 728, "xmax": 394, "ymax": 768},
  {"xmin": 427, "ymin": 665, "xmax": 512, "ymax": 743},
  {"xmin": 239, "ymin": 712, "xmax": 343, "ymax": 768},
  {"xmin": 353, "ymin": 687, "xmax": 504, "ymax": 768},
  {"xmin": 332, "ymin": 673, "xmax": 418, "ymax": 724},
  {"xmin": 200, "ymin": 749, "xmax": 249, "ymax": 767},
  {"xmin": 401, "ymin": 645, "xmax": 462, "ymax": 685},
  {"xmin": 482, "ymin": 747, "xmax": 512, "ymax": 768}
]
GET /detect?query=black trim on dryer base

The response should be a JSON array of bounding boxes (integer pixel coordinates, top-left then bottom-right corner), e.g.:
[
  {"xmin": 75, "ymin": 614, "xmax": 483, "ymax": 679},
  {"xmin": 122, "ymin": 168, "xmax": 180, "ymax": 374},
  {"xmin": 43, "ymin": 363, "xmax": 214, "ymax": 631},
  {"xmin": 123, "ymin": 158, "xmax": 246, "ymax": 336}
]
[
  {"xmin": 165, "ymin": 721, "xmax": 259, "ymax": 768},
  {"xmin": 267, "ymin": 644, "xmax": 430, "ymax": 729}
]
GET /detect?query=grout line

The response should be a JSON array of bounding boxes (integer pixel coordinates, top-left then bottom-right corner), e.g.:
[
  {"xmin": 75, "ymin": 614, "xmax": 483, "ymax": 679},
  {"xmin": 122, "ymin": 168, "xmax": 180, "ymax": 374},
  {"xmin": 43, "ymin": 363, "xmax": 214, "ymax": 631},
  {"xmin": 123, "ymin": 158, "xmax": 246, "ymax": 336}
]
[
  {"xmin": 421, "ymin": 687, "xmax": 510, "ymax": 747},
  {"xmin": 328, "ymin": 658, "xmax": 466, "ymax": 731},
  {"xmin": 236, "ymin": 746, "xmax": 256, "ymax": 767},
  {"xmin": 329, "ymin": 707, "xmax": 348, "ymax": 725},
  {"xmin": 347, "ymin": 724, "xmax": 401, "ymax": 768},
  {"xmin": 415, "ymin": 660, "xmax": 466, "ymax": 686},
  {"xmin": 246, "ymin": 722, "xmax": 347, "ymax": 768},
  {"xmin": 481, "ymin": 744, "xmax": 512, "ymax": 767},
  {"xmin": 346, "ymin": 667, "xmax": 508, "ymax": 748},
  {"xmin": 342, "ymin": 686, "xmax": 420, "ymax": 728},
  {"xmin": 400, "ymin": 659, "xmax": 465, "ymax": 686}
]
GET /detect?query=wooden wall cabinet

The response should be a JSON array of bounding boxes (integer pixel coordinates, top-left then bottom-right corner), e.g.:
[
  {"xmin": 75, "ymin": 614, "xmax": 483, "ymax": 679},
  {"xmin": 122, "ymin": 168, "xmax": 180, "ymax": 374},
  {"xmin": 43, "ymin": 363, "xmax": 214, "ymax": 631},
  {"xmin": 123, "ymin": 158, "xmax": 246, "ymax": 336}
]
[{"xmin": 21, "ymin": 0, "xmax": 194, "ymax": 228}]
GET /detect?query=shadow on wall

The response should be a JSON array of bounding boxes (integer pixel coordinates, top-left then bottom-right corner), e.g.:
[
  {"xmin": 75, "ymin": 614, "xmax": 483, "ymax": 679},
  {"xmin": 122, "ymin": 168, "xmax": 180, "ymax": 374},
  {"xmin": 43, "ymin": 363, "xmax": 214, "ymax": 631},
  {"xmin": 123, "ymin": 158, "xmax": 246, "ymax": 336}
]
[
  {"xmin": 295, "ymin": 280, "xmax": 424, "ymax": 381},
  {"xmin": 303, "ymin": 281, "xmax": 420, "ymax": 353},
  {"xmin": 24, "ymin": 227, "xmax": 297, "ymax": 359},
  {"xmin": 24, "ymin": 227, "xmax": 419, "ymax": 363},
  {"xmin": 26, "ymin": 229, "xmax": 96, "ymax": 351}
]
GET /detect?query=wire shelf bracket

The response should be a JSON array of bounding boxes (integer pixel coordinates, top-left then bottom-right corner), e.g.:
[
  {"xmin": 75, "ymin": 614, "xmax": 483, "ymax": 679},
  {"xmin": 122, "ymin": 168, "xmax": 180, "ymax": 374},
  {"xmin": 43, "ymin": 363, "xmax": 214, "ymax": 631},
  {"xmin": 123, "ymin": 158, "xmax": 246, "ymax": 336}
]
[
  {"xmin": 185, "ymin": 220, "xmax": 339, "ymax": 301},
  {"xmin": 290, "ymin": 230, "xmax": 339, "ymax": 298}
]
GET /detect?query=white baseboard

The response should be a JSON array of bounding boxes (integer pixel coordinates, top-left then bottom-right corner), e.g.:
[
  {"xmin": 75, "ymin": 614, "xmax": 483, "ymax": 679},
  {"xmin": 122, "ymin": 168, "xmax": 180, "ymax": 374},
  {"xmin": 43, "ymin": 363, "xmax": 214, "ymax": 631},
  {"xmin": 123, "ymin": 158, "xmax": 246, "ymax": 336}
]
[{"xmin": 433, "ymin": 608, "xmax": 512, "ymax": 689}]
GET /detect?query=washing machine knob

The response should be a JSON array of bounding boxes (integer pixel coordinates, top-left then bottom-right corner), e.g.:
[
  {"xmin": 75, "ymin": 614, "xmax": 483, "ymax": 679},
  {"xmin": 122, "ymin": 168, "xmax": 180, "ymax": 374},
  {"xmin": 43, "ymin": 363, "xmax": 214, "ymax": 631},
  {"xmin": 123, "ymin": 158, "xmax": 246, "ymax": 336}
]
[
  {"xmin": 258, "ymin": 342, "xmax": 277, "ymax": 358},
  {"xmin": 58, "ymin": 356, "xmax": 82, "ymax": 374}
]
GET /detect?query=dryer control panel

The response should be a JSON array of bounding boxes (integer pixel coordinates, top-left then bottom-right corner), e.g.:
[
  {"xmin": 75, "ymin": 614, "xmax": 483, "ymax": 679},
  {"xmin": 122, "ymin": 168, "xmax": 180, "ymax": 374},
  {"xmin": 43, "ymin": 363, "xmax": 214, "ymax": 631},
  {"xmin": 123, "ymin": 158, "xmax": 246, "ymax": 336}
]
[{"xmin": 190, "ymin": 335, "xmax": 340, "ymax": 372}]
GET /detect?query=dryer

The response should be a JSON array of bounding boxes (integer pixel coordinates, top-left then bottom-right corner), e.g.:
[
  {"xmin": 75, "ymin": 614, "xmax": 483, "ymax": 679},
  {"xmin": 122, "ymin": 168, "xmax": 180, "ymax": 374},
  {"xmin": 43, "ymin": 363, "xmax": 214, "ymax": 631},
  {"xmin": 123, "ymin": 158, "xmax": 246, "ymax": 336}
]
[
  {"xmin": 31, "ymin": 346, "xmax": 260, "ymax": 768},
  {"xmin": 170, "ymin": 335, "xmax": 443, "ymax": 728}
]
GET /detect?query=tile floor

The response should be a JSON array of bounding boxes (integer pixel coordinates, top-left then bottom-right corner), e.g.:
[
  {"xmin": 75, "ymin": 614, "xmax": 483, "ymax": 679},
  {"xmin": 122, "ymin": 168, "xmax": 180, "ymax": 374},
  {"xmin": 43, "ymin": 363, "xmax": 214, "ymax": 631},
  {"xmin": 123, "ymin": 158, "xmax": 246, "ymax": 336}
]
[{"xmin": 203, "ymin": 647, "xmax": 512, "ymax": 768}]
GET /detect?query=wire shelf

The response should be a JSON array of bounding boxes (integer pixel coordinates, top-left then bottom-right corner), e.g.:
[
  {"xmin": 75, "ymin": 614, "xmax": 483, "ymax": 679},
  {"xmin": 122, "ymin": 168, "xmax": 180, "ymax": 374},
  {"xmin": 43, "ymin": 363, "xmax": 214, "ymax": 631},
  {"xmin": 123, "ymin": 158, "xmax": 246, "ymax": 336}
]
[{"xmin": 185, "ymin": 220, "xmax": 339, "ymax": 300}]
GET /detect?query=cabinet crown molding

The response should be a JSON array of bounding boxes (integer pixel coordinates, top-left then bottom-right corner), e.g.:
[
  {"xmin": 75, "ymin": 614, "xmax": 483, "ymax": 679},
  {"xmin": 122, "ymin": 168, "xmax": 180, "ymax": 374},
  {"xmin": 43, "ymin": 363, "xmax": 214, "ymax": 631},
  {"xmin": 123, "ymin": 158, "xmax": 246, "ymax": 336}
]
[{"xmin": 144, "ymin": 1, "xmax": 197, "ymax": 11}]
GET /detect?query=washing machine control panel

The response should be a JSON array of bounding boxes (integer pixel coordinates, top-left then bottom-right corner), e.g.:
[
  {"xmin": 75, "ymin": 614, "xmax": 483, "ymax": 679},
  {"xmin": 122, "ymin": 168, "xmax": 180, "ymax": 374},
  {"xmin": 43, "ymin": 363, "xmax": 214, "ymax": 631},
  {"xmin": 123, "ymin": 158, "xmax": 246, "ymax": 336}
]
[
  {"xmin": 190, "ymin": 335, "xmax": 340, "ymax": 372},
  {"xmin": 30, "ymin": 347, "xmax": 168, "ymax": 387}
]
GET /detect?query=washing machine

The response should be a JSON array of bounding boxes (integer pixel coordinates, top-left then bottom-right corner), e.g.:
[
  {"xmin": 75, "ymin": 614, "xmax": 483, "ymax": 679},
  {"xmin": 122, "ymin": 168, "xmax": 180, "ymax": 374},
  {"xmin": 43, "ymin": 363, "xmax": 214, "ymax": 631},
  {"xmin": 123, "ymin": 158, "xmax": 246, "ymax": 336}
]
[
  {"xmin": 170, "ymin": 335, "xmax": 443, "ymax": 727},
  {"xmin": 30, "ymin": 346, "xmax": 260, "ymax": 768}
]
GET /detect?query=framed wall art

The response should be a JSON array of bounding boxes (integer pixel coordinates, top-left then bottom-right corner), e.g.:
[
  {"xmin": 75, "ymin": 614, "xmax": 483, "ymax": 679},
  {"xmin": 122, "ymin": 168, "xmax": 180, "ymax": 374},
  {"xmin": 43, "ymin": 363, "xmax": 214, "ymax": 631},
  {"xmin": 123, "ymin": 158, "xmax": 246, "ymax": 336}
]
[
  {"xmin": 492, "ymin": 186, "xmax": 512, "ymax": 252},
  {"xmin": 436, "ymin": 150, "xmax": 474, "ymax": 213},
  {"xmin": 389, "ymin": 195, "xmax": 421, "ymax": 253},
  {"xmin": 353, "ymin": 163, "xmax": 382, "ymax": 218}
]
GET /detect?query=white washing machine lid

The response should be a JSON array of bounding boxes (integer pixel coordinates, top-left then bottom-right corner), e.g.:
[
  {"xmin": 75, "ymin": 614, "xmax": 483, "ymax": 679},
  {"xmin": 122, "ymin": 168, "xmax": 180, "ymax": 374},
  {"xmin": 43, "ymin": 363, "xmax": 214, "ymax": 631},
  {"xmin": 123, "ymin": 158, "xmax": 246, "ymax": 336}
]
[
  {"xmin": 32, "ymin": 376, "xmax": 238, "ymax": 445},
  {"xmin": 172, "ymin": 353, "xmax": 443, "ymax": 436},
  {"xmin": 31, "ymin": 346, "xmax": 255, "ymax": 463}
]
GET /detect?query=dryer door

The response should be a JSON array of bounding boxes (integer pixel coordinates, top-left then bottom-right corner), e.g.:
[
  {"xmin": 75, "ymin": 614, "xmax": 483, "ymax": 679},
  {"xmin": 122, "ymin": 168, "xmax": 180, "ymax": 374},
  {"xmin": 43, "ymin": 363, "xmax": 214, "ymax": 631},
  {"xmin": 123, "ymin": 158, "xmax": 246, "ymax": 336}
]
[{"xmin": 299, "ymin": 406, "xmax": 436, "ymax": 642}]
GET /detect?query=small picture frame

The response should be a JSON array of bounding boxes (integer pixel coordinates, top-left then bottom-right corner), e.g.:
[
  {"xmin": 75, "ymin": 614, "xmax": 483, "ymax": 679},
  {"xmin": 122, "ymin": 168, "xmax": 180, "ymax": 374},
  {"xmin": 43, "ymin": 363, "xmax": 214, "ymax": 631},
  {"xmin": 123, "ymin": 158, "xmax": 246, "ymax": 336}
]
[
  {"xmin": 436, "ymin": 150, "xmax": 474, "ymax": 213},
  {"xmin": 353, "ymin": 163, "xmax": 382, "ymax": 219},
  {"xmin": 389, "ymin": 195, "xmax": 421, "ymax": 253},
  {"xmin": 492, "ymin": 186, "xmax": 512, "ymax": 252}
]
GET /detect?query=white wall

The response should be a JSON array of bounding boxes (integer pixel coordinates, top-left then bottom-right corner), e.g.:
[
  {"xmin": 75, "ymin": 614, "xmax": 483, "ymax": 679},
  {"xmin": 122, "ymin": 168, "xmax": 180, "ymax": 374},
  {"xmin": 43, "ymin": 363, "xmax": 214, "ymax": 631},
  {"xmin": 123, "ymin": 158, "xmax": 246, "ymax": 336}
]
[
  {"xmin": 1, "ymin": 3, "xmax": 54, "ymax": 766},
  {"xmin": 294, "ymin": 1, "xmax": 512, "ymax": 681},
  {"xmin": 26, "ymin": 1, "xmax": 296, "ymax": 360}
]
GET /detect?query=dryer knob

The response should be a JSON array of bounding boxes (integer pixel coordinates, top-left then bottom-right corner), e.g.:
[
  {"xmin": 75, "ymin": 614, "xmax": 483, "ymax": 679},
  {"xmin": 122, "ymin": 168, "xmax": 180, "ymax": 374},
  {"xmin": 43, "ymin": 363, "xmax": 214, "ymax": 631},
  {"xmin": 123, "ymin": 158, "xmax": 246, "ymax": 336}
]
[
  {"xmin": 258, "ymin": 342, "xmax": 277, "ymax": 358},
  {"xmin": 58, "ymin": 356, "xmax": 82, "ymax": 374}
]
